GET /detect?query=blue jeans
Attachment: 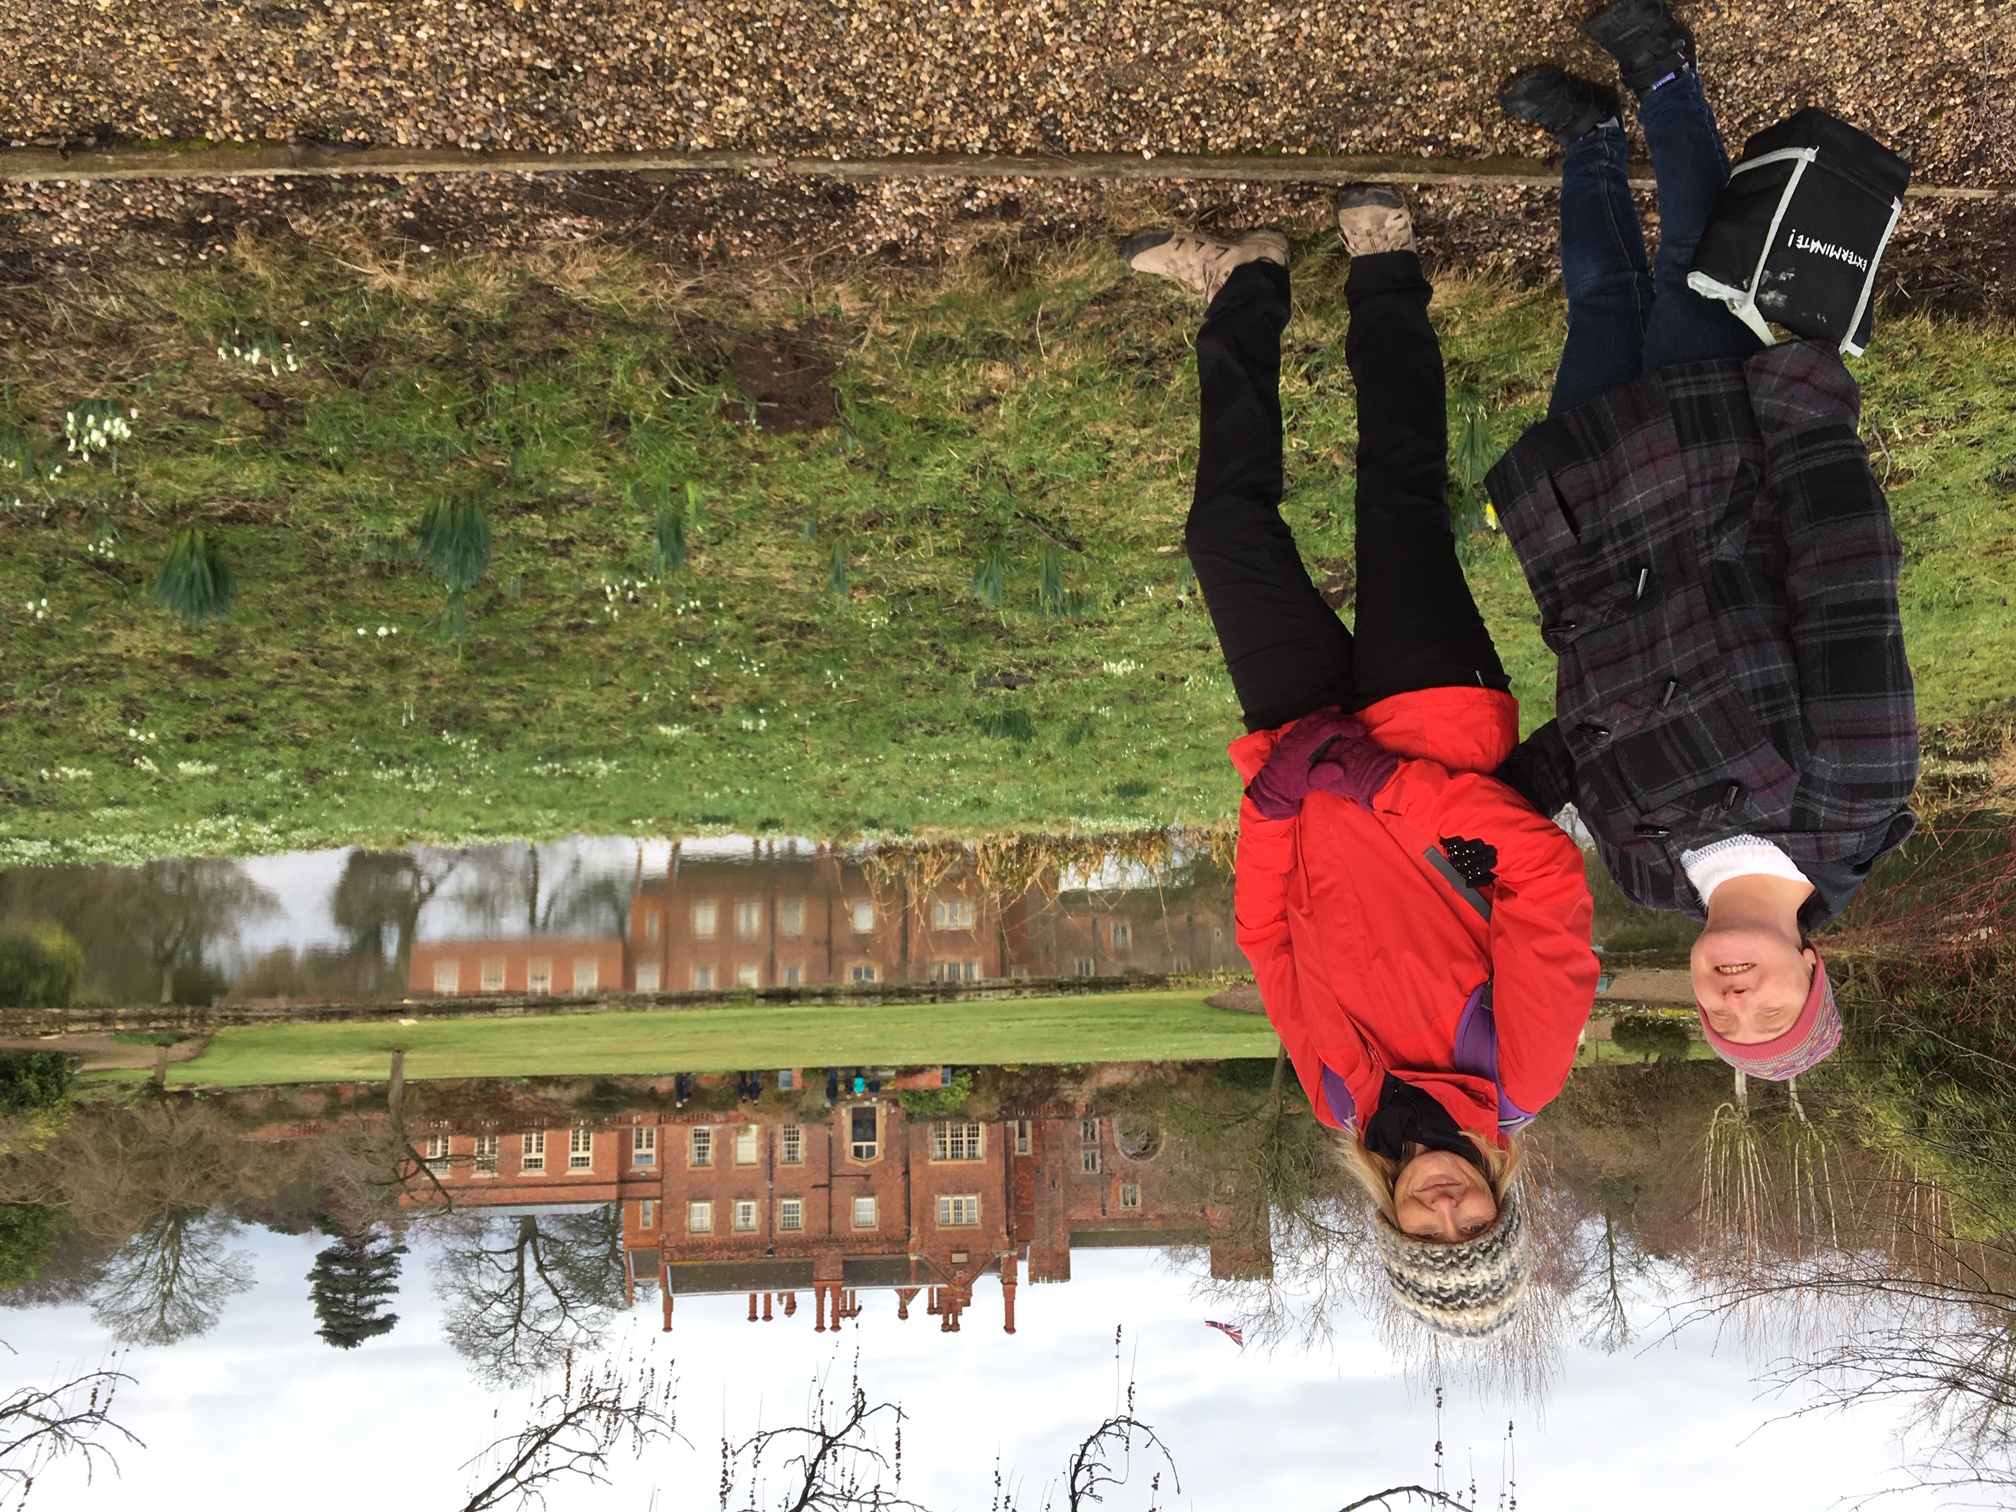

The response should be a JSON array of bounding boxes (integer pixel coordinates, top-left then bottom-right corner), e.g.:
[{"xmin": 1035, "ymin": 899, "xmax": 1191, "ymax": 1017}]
[{"xmin": 1549, "ymin": 72, "xmax": 1765, "ymax": 417}]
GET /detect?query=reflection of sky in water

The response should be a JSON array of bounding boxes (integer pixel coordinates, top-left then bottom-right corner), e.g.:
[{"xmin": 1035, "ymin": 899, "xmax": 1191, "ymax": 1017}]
[{"xmin": 0, "ymin": 1226, "xmax": 1949, "ymax": 1510}]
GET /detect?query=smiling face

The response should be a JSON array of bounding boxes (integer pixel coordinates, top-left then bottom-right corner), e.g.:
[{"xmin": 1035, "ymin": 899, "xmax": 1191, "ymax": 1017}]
[
  {"xmin": 1393, "ymin": 1149, "xmax": 1498, "ymax": 1243},
  {"xmin": 1692, "ymin": 927, "xmax": 1818, "ymax": 1043}
]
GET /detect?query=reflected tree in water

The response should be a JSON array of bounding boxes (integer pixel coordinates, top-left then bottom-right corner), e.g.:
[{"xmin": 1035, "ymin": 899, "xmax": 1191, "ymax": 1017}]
[
  {"xmin": 0, "ymin": 858, "xmax": 276, "ymax": 1006},
  {"xmin": 331, "ymin": 849, "xmax": 462, "ymax": 984},
  {"xmin": 89, "ymin": 1208, "xmax": 254, "ymax": 1346},
  {"xmin": 307, "ymin": 1227, "xmax": 406, "ymax": 1350},
  {"xmin": 434, "ymin": 1207, "xmax": 624, "ymax": 1385}
]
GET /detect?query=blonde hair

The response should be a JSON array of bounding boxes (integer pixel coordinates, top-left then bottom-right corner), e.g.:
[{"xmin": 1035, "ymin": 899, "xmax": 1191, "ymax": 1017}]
[{"xmin": 1337, "ymin": 1131, "xmax": 1523, "ymax": 1234}]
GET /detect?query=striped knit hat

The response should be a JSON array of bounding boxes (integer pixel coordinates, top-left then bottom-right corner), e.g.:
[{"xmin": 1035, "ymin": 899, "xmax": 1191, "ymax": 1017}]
[
  {"xmin": 1371, "ymin": 1181, "xmax": 1528, "ymax": 1340},
  {"xmin": 1699, "ymin": 947, "xmax": 1841, "ymax": 1081}
]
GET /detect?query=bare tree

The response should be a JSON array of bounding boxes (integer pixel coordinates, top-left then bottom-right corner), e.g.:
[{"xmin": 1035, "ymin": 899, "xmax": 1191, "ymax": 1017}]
[
  {"xmin": 722, "ymin": 1369, "xmax": 926, "ymax": 1512},
  {"xmin": 1058, "ymin": 1416, "xmax": 1180, "ymax": 1512},
  {"xmin": 457, "ymin": 1351, "xmax": 678, "ymax": 1512},
  {"xmin": 0, "ymin": 1351, "xmax": 139, "ymax": 1508},
  {"xmin": 434, "ymin": 1209, "xmax": 623, "ymax": 1385},
  {"xmin": 88, "ymin": 1209, "xmax": 254, "ymax": 1346}
]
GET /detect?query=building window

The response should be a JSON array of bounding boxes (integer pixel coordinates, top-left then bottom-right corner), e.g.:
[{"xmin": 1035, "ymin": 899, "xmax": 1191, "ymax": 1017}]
[
  {"xmin": 929, "ymin": 959, "xmax": 981, "ymax": 982},
  {"xmin": 937, "ymin": 1194, "xmax": 980, "ymax": 1227},
  {"xmin": 780, "ymin": 1124, "xmax": 803, "ymax": 1165},
  {"xmin": 1014, "ymin": 1119, "xmax": 1032, "ymax": 1156},
  {"xmin": 528, "ymin": 960, "xmax": 552, "ymax": 994},
  {"xmin": 1110, "ymin": 922, "xmax": 1132, "ymax": 949},
  {"xmin": 639, "ymin": 1198, "xmax": 658, "ymax": 1230},
  {"xmin": 481, "ymin": 958, "xmax": 506, "ymax": 991},
  {"xmin": 777, "ymin": 1198, "xmax": 804, "ymax": 1232},
  {"xmin": 848, "ymin": 1106, "xmax": 878, "ymax": 1161},
  {"xmin": 692, "ymin": 965, "xmax": 716, "ymax": 990},
  {"xmin": 1009, "ymin": 965, "xmax": 1029, "ymax": 980},
  {"xmin": 849, "ymin": 964, "xmax": 879, "ymax": 984},
  {"xmin": 632, "ymin": 1127, "xmax": 657, "ymax": 1166},
  {"xmin": 573, "ymin": 958, "xmax": 599, "ymax": 992},
  {"xmin": 736, "ymin": 963, "xmax": 761, "ymax": 988},
  {"xmin": 521, "ymin": 1130, "xmax": 546, "ymax": 1173},
  {"xmin": 645, "ymin": 912, "xmax": 661, "ymax": 942},
  {"xmin": 687, "ymin": 1201, "xmax": 713, "ymax": 1234},
  {"xmin": 779, "ymin": 898, "xmax": 805, "ymax": 938},
  {"xmin": 777, "ymin": 1070, "xmax": 797, "ymax": 1093},
  {"xmin": 931, "ymin": 1122, "xmax": 985, "ymax": 1161},
  {"xmin": 850, "ymin": 901, "xmax": 875, "ymax": 933},
  {"xmin": 692, "ymin": 900, "xmax": 719, "ymax": 940},
  {"xmin": 931, "ymin": 898, "xmax": 976, "ymax": 930},
  {"xmin": 424, "ymin": 1133, "xmax": 451, "ymax": 1175},
  {"xmin": 1081, "ymin": 1118, "xmax": 1101, "ymax": 1144},
  {"xmin": 1082, "ymin": 1148, "xmax": 1104, "ymax": 1174},
  {"xmin": 433, "ymin": 961, "xmax": 460, "ymax": 994},
  {"xmin": 474, "ymin": 1134, "xmax": 499, "ymax": 1176},
  {"xmin": 781, "ymin": 963, "xmax": 803, "ymax": 987},
  {"xmin": 1120, "ymin": 1183, "xmax": 1142, "ymax": 1211},
  {"xmin": 733, "ymin": 1200, "xmax": 758, "ymax": 1232},
  {"xmin": 735, "ymin": 900, "xmax": 762, "ymax": 939},
  {"xmin": 690, "ymin": 1127, "xmax": 714, "ymax": 1167},
  {"xmin": 569, "ymin": 1128, "xmax": 594, "ymax": 1171},
  {"xmin": 1074, "ymin": 958, "xmax": 1095, "ymax": 977},
  {"xmin": 635, "ymin": 962, "xmax": 661, "ymax": 992},
  {"xmin": 852, "ymin": 1196, "xmax": 877, "ymax": 1230},
  {"xmin": 734, "ymin": 1125, "xmax": 759, "ymax": 1166}
]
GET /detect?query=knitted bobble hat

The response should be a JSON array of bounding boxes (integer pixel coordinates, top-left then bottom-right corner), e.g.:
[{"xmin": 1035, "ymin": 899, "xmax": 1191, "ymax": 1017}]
[{"xmin": 1371, "ymin": 1181, "xmax": 1529, "ymax": 1340}]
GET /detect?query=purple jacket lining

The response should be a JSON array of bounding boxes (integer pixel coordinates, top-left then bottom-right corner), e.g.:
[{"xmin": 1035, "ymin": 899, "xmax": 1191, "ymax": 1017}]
[{"xmin": 1319, "ymin": 982, "xmax": 1536, "ymax": 1134}]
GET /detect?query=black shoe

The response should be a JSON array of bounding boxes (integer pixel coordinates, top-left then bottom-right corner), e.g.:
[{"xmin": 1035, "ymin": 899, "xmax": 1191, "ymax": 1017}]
[
  {"xmin": 1499, "ymin": 66, "xmax": 1622, "ymax": 147},
  {"xmin": 1582, "ymin": 0, "xmax": 1696, "ymax": 97}
]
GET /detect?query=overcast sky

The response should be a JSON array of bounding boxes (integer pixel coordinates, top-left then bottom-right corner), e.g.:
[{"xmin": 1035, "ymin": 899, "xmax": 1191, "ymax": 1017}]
[{"xmin": 0, "ymin": 1226, "xmax": 1960, "ymax": 1512}]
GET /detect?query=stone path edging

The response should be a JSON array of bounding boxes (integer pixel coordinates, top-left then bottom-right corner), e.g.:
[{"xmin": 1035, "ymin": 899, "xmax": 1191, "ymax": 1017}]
[{"xmin": 1, "ymin": 143, "xmax": 2006, "ymax": 198}]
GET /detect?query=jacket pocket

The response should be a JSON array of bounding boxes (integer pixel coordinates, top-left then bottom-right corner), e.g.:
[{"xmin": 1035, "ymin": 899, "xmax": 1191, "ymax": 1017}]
[{"xmin": 1605, "ymin": 676, "xmax": 1800, "ymax": 825}]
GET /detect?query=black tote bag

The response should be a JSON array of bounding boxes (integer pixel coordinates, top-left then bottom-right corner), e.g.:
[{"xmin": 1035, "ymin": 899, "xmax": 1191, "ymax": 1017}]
[{"xmin": 1686, "ymin": 108, "xmax": 1911, "ymax": 356}]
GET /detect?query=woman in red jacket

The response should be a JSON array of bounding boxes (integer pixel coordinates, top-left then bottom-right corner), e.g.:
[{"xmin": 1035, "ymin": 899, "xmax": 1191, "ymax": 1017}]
[{"xmin": 1126, "ymin": 187, "xmax": 1601, "ymax": 1338}]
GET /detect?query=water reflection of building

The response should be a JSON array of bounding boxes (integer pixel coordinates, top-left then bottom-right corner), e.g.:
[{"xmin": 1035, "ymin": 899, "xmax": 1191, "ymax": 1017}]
[
  {"xmin": 400, "ymin": 1087, "xmax": 1263, "ymax": 1336},
  {"xmin": 407, "ymin": 841, "xmax": 1239, "ymax": 997}
]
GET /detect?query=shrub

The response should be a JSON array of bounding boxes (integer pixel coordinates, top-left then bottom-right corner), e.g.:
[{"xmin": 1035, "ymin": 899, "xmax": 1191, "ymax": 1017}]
[
  {"xmin": 0, "ymin": 1052, "xmax": 75, "ymax": 1114},
  {"xmin": 147, "ymin": 527, "xmax": 236, "ymax": 623},
  {"xmin": 0, "ymin": 1203, "xmax": 69, "ymax": 1292},
  {"xmin": 1611, "ymin": 1013, "xmax": 1693, "ymax": 1063},
  {"xmin": 0, "ymin": 923, "xmax": 82, "ymax": 1008},
  {"xmin": 898, "ymin": 1070, "xmax": 975, "ymax": 1118}
]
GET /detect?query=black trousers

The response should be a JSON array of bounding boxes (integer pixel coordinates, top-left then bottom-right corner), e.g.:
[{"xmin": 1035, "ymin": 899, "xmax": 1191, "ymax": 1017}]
[{"xmin": 1185, "ymin": 253, "xmax": 1510, "ymax": 734}]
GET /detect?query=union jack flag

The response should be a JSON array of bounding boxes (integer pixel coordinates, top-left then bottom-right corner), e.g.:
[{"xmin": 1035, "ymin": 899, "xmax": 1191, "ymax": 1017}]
[{"xmin": 1204, "ymin": 1320, "xmax": 1244, "ymax": 1347}]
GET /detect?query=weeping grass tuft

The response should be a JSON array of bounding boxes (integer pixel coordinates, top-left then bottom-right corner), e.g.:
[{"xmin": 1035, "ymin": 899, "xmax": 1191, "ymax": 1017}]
[
  {"xmin": 417, "ymin": 500, "xmax": 493, "ymax": 593},
  {"xmin": 640, "ymin": 479, "xmax": 703, "ymax": 578},
  {"xmin": 146, "ymin": 528, "xmax": 235, "ymax": 624}
]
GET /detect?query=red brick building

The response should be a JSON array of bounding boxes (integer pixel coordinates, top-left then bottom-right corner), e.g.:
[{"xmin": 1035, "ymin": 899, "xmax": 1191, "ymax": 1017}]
[
  {"xmin": 393, "ymin": 1086, "xmax": 1266, "ymax": 1337},
  {"xmin": 407, "ymin": 840, "xmax": 1244, "ymax": 998}
]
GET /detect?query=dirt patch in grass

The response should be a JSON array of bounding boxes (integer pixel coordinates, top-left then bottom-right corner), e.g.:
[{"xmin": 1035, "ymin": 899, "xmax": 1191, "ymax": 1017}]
[{"xmin": 730, "ymin": 331, "xmax": 841, "ymax": 432}]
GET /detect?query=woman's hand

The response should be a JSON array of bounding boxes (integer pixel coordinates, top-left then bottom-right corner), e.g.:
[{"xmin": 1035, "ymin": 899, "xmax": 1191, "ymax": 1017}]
[{"xmin": 1245, "ymin": 706, "xmax": 1399, "ymax": 819}]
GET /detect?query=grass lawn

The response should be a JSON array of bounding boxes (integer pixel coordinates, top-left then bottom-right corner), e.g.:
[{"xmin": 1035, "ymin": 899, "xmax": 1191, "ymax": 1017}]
[
  {"xmin": 3, "ymin": 235, "xmax": 2011, "ymax": 864},
  {"xmin": 131, "ymin": 989, "xmax": 1279, "ymax": 1086}
]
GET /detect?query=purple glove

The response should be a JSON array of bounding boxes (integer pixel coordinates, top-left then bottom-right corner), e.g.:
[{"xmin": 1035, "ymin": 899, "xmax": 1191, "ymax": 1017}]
[{"xmin": 1245, "ymin": 707, "xmax": 1399, "ymax": 820}]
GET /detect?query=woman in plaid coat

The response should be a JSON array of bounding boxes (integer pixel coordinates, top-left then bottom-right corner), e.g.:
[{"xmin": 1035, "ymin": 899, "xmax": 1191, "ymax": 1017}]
[{"xmin": 1493, "ymin": 0, "xmax": 1919, "ymax": 1082}]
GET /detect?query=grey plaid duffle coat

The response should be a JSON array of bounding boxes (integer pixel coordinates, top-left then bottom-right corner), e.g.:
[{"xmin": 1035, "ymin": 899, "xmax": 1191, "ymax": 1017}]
[{"xmin": 1485, "ymin": 340, "xmax": 1919, "ymax": 931}]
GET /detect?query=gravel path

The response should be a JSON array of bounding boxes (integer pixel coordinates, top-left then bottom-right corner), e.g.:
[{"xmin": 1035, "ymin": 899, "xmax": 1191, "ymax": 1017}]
[
  {"xmin": 0, "ymin": 2, "xmax": 2009, "ymax": 308},
  {"xmin": 2, "ymin": 1, "xmax": 2009, "ymax": 182}
]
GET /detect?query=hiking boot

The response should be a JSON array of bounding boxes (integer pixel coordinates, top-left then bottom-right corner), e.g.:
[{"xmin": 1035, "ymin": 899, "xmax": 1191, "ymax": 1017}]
[
  {"xmin": 1583, "ymin": 0, "xmax": 1696, "ymax": 97},
  {"xmin": 1122, "ymin": 228, "xmax": 1289, "ymax": 301},
  {"xmin": 1334, "ymin": 184, "xmax": 1414, "ymax": 257},
  {"xmin": 1499, "ymin": 65, "xmax": 1622, "ymax": 147}
]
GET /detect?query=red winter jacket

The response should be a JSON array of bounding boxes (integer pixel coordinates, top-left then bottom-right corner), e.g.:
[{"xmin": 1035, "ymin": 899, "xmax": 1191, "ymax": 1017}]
[{"xmin": 1231, "ymin": 687, "xmax": 1599, "ymax": 1148}]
